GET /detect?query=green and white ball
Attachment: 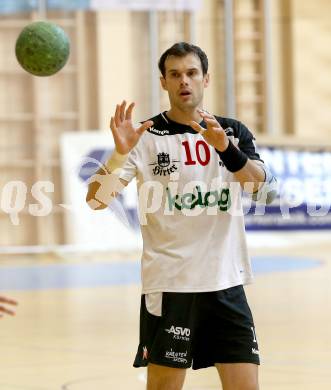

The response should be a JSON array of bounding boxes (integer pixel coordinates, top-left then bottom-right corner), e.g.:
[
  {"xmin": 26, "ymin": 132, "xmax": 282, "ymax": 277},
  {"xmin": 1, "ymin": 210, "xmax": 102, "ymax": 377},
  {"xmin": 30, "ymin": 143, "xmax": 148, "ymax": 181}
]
[{"xmin": 15, "ymin": 21, "xmax": 70, "ymax": 77}]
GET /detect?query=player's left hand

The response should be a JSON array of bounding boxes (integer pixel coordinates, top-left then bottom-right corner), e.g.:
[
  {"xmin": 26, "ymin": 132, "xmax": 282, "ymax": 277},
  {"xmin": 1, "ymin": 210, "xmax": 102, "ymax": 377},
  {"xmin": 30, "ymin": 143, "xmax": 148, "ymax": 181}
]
[{"xmin": 189, "ymin": 109, "xmax": 229, "ymax": 152}]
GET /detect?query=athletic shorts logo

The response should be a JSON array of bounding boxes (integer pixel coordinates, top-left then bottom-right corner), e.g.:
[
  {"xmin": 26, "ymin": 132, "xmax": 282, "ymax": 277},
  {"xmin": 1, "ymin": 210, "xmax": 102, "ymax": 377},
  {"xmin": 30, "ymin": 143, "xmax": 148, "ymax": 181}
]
[
  {"xmin": 165, "ymin": 349, "xmax": 188, "ymax": 364},
  {"xmin": 252, "ymin": 348, "xmax": 260, "ymax": 355},
  {"xmin": 149, "ymin": 152, "xmax": 180, "ymax": 176},
  {"xmin": 165, "ymin": 325, "xmax": 191, "ymax": 341}
]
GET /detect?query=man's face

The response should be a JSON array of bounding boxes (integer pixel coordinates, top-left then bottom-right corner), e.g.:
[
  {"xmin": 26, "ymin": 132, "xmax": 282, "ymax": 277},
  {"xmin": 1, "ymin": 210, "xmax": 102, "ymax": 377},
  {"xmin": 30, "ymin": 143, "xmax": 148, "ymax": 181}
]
[{"xmin": 160, "ymin": 53, "xmax": 209, "ymax": 112}]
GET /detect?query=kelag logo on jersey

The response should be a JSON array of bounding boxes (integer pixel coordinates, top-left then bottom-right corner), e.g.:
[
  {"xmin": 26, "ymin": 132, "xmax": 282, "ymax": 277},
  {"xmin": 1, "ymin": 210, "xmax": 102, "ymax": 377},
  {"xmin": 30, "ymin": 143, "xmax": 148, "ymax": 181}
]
[
  {"xmin": 149, "ymin": 152, "xmax": 180, "ymax": 176},
  {"xmin": 79, "ymin": 148, "xmax": 140, "ymax": 230},
  {"xmin": 166, "ymin": 186, "xmax": 231, "ymax": 211}
]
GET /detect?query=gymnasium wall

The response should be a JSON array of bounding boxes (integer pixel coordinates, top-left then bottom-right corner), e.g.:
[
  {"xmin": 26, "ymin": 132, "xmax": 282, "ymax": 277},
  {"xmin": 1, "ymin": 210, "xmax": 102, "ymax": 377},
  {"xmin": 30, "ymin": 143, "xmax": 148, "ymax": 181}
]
[
  {"xmin": 290, "ymin": 0, "xmax": 331, "ymax": 138},
  {"xmin": 269, "ymin": 0, "xmax": 331, "ymax": 137}
]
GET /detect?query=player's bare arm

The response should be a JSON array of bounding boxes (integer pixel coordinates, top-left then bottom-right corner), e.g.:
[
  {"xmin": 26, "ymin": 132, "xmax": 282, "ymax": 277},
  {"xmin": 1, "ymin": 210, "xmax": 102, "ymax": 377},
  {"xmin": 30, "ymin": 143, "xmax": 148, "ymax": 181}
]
[
  {"xmin": 86, "ymin": 101, "xmax": 153, "ymax": 209},
  {"xmin": 189, "ymin": 110, "xmax": 265, "ymax": 193}
]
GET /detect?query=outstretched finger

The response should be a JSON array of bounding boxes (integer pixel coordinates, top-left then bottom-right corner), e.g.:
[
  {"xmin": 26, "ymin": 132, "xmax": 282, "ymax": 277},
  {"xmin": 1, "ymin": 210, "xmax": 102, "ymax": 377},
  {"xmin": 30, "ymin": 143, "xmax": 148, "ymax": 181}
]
[
  {"xmin": 114, "ymin": 104, "xmax": 121, "ymax": 127},
  {"xmin": 110, "ymin": 117, "xmax": 122, "ymax": 147},
  {"xmin": 119, "ymin": 100, "xmax": 126, "ymax": 122},
  {"xmin": 110, "ymin": 116, "xmax": 117, "ymax": 135},
  {"xmin": 137, "ymin": 120, "xmax": 153, "ymax": 135},
  {"xmin": 189, "ymin": 120, "xmax": 205, "ymax": 133},
  {"xmin": 125, "ymin": 102, "xmax": 135, "ymax": 121},
  {"xmin": 0, "ymin": 306, "xmax": 16, "ymax": 316},
  {"xmin": 0, "ymin": 297, "xmax": 18, "ymax": 305},
  {"xmin": 204, "ymin": 117, "xmax": 220, "ymax": 127},
  {"xmin": 198, "ymin": 109, "xmax": 215, "ymax": 118}
]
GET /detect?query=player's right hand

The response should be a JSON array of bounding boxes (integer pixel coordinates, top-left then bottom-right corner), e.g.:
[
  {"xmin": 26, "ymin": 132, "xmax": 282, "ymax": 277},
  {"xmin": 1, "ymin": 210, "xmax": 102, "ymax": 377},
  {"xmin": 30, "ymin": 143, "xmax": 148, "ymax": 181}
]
[{"xmin": 110, "ymin": 100, "xmax": 153, "ymax": 154}]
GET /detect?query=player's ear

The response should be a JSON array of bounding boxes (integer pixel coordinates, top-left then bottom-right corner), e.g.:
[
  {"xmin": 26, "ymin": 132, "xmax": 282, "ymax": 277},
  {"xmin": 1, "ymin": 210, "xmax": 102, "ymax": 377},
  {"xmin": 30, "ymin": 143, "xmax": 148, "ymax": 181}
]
[
  {"xmin": 160, "ymin": 76, "xmax": 167, "ymax": 91},
  {"xmin": 203, "ymin": 73, "xmax": 210, "ymax": 88}
]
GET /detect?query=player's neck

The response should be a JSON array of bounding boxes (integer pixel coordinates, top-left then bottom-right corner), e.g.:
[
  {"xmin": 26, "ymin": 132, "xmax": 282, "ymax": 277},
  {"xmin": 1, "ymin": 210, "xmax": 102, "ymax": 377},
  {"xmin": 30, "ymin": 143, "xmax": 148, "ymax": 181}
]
[{"xmin": 166, "ymin": 107, "xmax": 202, "ymax": 125}]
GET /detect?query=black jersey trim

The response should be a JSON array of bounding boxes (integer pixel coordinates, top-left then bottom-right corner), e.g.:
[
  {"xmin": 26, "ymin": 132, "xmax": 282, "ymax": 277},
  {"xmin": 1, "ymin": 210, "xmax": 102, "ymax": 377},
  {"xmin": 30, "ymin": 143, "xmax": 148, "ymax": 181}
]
[
  {"xmin": 160, "ymin": 112, "xmax": 169, "ymax": 124},
  {"xmin": 146, "ymin": 112, "xmax": 204, "ymax": 136},
  {"xmin": 144, "ymin": 112, "xmax": 263, "ymax": 162}
]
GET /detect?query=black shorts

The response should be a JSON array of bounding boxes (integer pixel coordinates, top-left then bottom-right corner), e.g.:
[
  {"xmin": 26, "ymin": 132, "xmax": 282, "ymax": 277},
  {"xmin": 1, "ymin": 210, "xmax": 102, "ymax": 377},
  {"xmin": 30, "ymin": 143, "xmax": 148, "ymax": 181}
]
[{"xmin": 133, "ymin": 285, "xmax": 260, "ymax": 370}]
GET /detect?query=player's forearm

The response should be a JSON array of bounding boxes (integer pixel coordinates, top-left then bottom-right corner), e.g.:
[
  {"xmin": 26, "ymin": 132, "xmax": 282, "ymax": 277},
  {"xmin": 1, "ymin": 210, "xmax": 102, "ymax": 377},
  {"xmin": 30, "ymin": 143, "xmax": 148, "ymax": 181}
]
[
  {"xmin": 86, "ymin": 169, "xmax": 127, "ymax": 210},
  {"xmin": 232, "ymin": 159, "xmax": 278, "ymax": 204},
  {"xmin": 233, "ymin": 159, "xmax": 265, "ymax": 193},
  {"xmin": 216, "ymin": 140, "xmax": 264, "ymax": 192},
  {"xmin": 86, "ymin": 168, "xmax": 109, "ymax": 210},
  {"xmin": 86, "ymin": 151, "xmax": 128, "ymax": 210},
  {"xmin": 215, "ymin": 140, "xmax": 277, "ymax": 202}
]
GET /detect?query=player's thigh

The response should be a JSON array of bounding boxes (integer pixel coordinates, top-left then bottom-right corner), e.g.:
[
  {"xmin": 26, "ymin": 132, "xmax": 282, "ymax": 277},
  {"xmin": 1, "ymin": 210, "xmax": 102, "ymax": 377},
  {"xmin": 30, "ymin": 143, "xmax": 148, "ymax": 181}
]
[
  {"xmin": 147, "ymin": 363, "xmax": 186, "ymax": 390},
  {"xmin": 215, "ymin": 362, "xmax": 259, "ymax": 390}
]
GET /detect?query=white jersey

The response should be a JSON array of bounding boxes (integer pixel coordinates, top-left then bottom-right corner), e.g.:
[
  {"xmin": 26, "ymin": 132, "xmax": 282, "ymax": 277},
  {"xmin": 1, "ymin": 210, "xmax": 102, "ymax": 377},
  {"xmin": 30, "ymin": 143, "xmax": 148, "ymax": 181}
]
[{"xmin": 119, "ymin": 112, "xmax": 263, "ymax": 294}]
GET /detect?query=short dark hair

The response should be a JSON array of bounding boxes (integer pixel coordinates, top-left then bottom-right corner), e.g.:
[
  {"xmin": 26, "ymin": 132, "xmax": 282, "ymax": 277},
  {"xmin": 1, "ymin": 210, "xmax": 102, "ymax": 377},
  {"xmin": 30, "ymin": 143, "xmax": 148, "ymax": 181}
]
[{"xmin": 158, "ymin": 42, "xmax": 208, "ymax": 77}]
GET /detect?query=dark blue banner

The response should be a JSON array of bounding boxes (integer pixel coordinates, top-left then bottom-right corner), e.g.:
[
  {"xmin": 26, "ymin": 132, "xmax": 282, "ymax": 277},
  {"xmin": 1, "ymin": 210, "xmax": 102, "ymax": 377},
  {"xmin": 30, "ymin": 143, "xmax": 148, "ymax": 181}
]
[{"xmin": 245, "ymin": 146, "xmax": 331, "ymax": 230}]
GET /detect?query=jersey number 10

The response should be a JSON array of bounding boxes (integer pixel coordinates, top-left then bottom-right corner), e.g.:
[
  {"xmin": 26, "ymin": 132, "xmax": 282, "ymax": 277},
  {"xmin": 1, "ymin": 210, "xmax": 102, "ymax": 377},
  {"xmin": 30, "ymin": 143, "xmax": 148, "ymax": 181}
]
[{"xmin": 182, "ymin": 140, "xmax": 211, "ymax": 166}]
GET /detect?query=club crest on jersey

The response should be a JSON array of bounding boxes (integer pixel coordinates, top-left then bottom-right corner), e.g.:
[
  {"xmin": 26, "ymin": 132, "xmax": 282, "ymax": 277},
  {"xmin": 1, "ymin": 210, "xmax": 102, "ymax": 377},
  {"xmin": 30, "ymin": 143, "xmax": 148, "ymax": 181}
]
[
  {"xmin": 149, "ymin": 152, "xmax": 180, "ymax": 176},
  {"xmin": 158, "ymin": 152, "xmax": 170, "ymax": 168}
]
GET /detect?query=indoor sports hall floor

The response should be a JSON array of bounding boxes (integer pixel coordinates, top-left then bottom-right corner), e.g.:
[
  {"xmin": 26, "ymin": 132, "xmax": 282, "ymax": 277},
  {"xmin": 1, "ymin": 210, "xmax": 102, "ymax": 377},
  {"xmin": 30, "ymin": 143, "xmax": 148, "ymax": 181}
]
[{"xmin": 0, "ymin": 231, "xmax": 330, "ymax": 390}]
